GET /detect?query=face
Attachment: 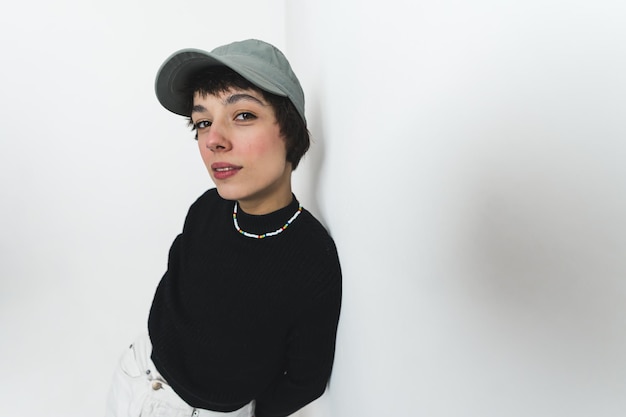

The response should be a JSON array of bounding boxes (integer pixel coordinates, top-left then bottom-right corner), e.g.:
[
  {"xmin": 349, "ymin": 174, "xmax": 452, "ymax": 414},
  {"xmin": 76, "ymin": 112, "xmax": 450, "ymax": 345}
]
[{"xmin": 191, "ymin": 88, "xmax": 293, "ymax": 215}]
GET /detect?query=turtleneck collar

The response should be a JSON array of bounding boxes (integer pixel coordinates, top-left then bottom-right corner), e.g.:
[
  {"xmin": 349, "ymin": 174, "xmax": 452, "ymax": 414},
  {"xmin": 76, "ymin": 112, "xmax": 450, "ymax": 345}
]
[{"xmin": 234, "ymin": 195, "xmax": 301, "ymax": 236}]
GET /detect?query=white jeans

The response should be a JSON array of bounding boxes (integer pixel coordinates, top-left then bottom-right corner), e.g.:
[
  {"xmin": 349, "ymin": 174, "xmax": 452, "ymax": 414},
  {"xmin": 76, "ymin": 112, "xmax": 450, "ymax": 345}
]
[{"xmin": 105, "ymin": 334, "xmax": 255, "ymax": 417}]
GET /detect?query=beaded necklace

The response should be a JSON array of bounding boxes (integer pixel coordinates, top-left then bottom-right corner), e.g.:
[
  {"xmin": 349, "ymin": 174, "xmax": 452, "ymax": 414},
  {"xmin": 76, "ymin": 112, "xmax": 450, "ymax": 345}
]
[{"xmin": 233, "ymin": 201, "xmax": 303, "ymax": 239}]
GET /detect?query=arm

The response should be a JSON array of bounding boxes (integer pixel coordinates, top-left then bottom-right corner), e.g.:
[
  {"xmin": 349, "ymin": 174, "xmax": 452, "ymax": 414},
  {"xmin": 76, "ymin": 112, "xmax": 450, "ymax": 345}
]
[{"xmin": 255, "ymin": 278, "xmax": 342, "ymax": 417}]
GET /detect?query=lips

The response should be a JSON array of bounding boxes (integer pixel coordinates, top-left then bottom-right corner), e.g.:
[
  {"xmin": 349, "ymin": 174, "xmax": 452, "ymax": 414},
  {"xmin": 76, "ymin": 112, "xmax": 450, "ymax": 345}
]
[{"xmin": 211, "ymin": 162, "xmax": 242, "ymax": 180}]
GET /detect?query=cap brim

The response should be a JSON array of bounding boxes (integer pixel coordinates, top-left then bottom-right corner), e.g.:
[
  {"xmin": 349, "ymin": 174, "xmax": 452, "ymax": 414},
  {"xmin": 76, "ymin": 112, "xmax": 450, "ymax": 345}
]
[{"xmin": 155, "ymin": 48, "xmax": 289, "ymax": 117}]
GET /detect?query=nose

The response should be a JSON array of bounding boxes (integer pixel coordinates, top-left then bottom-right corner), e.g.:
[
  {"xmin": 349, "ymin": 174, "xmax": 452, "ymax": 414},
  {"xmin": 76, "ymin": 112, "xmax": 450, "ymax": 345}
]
[{"xmin": 203, "ymin": 121, "xmax": 231, "ymax": 153}]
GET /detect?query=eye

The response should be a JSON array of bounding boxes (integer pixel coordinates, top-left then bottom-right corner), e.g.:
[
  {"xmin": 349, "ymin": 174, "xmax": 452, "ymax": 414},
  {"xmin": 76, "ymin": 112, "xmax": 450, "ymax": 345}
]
[
  {"xmin": 235, "ymin": 112, "xmax": 256, "ymax": 121},
  {"xmin": 194, "ymin": 120, "xmax": 212, "ymax": 129}
]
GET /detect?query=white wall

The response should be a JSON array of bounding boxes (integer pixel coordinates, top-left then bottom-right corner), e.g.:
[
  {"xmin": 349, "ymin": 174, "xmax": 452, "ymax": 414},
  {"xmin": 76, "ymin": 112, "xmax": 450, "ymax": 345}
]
[
  {"xmin": 288, "ymin": 1, "xmax": 626, "ymax": 416},
  {"xmin": 2, "ymin": 1, "xmax": 626, "ymax": 417}
]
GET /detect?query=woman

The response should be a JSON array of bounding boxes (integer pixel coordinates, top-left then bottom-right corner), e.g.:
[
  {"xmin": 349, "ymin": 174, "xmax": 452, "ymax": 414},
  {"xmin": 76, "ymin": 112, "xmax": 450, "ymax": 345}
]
[{"xmin": 106, "ymin": 39, "xmax": 342, "ymax": 417}]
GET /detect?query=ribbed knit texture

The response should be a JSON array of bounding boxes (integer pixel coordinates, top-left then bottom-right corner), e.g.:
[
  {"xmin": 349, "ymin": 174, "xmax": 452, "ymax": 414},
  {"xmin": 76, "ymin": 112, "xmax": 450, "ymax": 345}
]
[{"xmin": 148, "ymin": 189, "xmax": 342, "ymax": 417}]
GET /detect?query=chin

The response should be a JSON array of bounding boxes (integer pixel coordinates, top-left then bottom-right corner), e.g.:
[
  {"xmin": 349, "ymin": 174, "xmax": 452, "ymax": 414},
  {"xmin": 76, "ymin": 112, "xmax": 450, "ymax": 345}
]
[
  {"xmin": 214, "ymin": 181, "xmax": 257, "ymax": 202},
  {"xmin": 214, "ymin": 185, "xmax": 240, "ymax": 202}
]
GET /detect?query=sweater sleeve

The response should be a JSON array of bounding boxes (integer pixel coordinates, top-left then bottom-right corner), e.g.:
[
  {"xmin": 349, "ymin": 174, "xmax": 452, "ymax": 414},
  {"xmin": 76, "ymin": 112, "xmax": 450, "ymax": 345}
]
[{"xmin": 254, "ymin": 275, "xmax": 342, "ymax": 417}]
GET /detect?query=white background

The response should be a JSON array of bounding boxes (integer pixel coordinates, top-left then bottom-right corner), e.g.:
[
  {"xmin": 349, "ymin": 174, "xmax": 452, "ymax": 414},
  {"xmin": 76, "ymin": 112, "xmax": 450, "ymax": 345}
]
[{"xmin": 1, "ymin": 1, "xmax": 625, "ymax": 416}]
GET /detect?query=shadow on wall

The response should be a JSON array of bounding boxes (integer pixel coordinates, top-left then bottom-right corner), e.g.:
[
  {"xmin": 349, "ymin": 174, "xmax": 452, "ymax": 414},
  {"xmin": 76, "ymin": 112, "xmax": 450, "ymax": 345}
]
[
  {"xmin": 458, "ymin": 132, "xmax": 626, "ymax": 377},
  {"xmin": 298, "ymin": 89, "xmax": 328, "ymax": 227}
]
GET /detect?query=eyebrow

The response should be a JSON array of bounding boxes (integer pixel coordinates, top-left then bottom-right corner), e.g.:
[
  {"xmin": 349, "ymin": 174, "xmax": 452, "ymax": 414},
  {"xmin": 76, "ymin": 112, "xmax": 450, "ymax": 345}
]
[
  {"xmin": 191, "ymin": 93, "xmax": 267, "ymax": 115},
  {"xmin": 191, "ymin": 104, "xmax": 207, "ymax": 114},
  {"xmin": 222, "ymin": 93, "xmax": 266, "ymax": 107}
]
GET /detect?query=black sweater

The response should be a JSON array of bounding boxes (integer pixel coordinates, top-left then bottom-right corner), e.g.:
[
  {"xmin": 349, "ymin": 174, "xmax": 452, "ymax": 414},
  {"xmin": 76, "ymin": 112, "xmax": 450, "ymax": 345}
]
[{"xmin": 148, "ymin": 189, "xmax": 342, "ymax": 417}]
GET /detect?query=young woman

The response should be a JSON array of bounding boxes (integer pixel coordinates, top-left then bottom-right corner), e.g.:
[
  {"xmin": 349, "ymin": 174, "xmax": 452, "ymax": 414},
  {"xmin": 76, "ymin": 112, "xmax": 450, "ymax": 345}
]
[{"xmin": 106, "ymin": 39, "xmax": 342, "ymax": 417}]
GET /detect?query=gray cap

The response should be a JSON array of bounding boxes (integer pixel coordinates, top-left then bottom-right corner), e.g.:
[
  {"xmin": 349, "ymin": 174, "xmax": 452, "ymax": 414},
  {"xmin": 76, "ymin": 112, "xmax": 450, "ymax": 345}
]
[{"xmin": 155, "ymin": 39, "xmax": 306, "ymax": 123}]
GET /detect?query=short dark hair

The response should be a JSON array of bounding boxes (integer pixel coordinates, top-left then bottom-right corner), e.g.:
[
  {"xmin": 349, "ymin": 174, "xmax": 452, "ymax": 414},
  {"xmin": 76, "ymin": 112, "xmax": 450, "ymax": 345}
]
[{"xmin": 183, "ymin": 66, "xmax": 310, "ymax": 170}]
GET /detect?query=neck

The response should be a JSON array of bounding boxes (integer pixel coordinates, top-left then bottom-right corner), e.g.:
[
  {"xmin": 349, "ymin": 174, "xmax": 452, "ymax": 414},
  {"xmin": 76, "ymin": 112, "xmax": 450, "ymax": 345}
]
[
  {"xmin": 237, "ymin": 167, "xmax": 293, "ymax": 214},
  {"xmin": 238, "ymin": 185, "xmax": 293, "ymax": 215}
]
